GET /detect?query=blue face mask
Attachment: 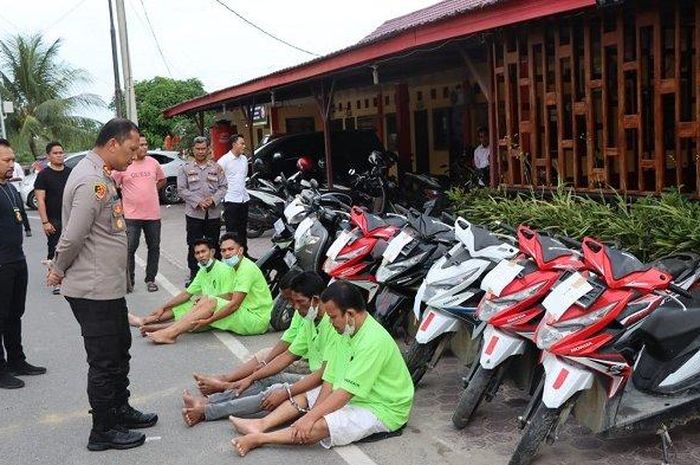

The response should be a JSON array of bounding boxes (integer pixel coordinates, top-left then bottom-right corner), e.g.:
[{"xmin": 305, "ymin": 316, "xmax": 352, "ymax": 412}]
[{"xmin": 224, "ymin": 255, "xmax": 241, "ymax": 268}]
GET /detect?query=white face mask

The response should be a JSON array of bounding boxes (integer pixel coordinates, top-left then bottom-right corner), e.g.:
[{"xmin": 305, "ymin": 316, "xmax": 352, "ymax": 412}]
[
  {"xmin": 224, "ymin": 254, "xmax": 241, "ymax": 268},
  {"xmin": 198, "ymin": 258, "xmax": 214, "ymax": 269},
  {"xmin": 304, "ymin": 304, "xmax": 318, "ymax": 322},
  {"xmin": 342, "ymin": 315, "xmax": 355, "ymax": 337}
]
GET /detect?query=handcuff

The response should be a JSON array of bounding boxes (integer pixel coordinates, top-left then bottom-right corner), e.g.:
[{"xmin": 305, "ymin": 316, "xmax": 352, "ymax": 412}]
[{"xmin": 285, "ymin": 384, "xmax": 309, "ymax": 413}]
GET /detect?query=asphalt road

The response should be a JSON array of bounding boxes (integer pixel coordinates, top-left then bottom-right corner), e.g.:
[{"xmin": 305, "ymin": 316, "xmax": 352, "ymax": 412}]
[{"xmin": 4, "ymin": 205, "xmax": 699, "ymax": 465}]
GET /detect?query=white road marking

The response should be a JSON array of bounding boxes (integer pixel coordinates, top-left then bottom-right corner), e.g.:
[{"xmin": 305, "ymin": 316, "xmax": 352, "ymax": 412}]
[{"xmin": 135, "ymin": 251, "xmax": 380, "ymax": 465}]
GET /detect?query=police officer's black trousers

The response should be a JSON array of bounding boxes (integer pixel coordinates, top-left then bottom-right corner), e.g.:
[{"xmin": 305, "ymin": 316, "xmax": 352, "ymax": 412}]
[
  {"xmin": 0, "ymin": 259, "xmax": 27, "ymax": 372},
  {"xmin": 66, "ymin": 297, "xmax": 131, "ymax": 414},
  {"xmin": 185, "ymin": 215, "xmax": 221, "ymax": 279},
  {"xmin": 224, "ymin": 201, "xmax": 248, "ymax": 250}
]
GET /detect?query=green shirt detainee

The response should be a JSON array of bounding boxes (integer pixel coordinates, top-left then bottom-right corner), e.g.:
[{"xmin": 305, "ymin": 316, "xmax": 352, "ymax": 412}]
[
  {"xmin": 281, "ymin": 311, "xmax": 304, "ymax": 343},
  {"xmin": 172, "ymin": 260, "xmax": 235, "ymax": 319},
  {"xmin": 323, "ymin": 314, "xmax": 414, "ymax": 431},
  {"xmin": 288, "ymin": 314, "xmax": 339, "ymax": 372},
  {"xmin": 211, "ymin": 257, "xmax": 273, "ymax": 335}
]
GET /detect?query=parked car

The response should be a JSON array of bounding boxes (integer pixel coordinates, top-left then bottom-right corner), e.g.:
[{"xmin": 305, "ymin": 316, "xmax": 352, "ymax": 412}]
[
  {"xmin": 20, "ymin": 150, "xmax": 186, "ymax": 209},
  {"xmin": 252, "ymin": 130, "xmax": 383, "ymax": 183}
]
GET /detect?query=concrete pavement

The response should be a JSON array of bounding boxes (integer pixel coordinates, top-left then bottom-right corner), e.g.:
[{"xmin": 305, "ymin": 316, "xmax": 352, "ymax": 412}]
[{"xmin": 4, "ymin": 206, "xmax": 699, "ymax": 465}]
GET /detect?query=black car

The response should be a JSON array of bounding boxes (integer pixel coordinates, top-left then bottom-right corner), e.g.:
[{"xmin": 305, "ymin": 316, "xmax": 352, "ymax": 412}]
[{"xmin": 252, "ymin": 130, "xmax": 383, "ymax": 182}]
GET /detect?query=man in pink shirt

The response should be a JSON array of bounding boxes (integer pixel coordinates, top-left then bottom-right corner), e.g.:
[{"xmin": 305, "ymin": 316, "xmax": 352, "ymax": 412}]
[{"xmin": 112, "ymin": 135, "xmax": 166, "ymax": 293}]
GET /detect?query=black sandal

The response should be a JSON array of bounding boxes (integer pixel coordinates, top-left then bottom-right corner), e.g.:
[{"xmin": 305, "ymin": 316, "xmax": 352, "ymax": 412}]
[{"xmin": 146, "ymin": 282, "xmax": 159, "ymax": 292}]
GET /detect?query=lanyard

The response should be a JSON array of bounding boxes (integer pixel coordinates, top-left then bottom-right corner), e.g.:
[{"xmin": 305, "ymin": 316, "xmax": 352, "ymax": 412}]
[{"xmin": 0, "ymin": 183, "xmax": 22, "ymax": 223}]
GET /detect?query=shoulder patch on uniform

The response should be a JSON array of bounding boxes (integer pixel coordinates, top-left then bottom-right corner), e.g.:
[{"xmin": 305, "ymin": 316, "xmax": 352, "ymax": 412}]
[{"xmin": 94, "ymin": 182, "xmax": 107, "ymax": 200}]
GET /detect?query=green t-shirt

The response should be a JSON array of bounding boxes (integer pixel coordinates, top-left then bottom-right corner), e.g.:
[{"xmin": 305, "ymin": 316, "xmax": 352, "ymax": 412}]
[
  {"xmin": 281, "ymin": 310, "xmax": 304, "ymax": 343},
  {"xmin": 186, "ymin": 260, "xmax": 235, "ymax": 297},
  {"xmin": 231, "ymin": 257, "xmax": 273, "ymax": 321},
  {"xmin": 288, "ymin": 313, "xmax": 340, "ymax": 372},
  {"xmin": 323, "ymin": 315, "xmax": 414, "ymax": 431}
]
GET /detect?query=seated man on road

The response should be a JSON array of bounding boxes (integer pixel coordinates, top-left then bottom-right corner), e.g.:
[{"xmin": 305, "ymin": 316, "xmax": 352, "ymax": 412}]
[
  {"xmin": 193, "ymin": 269, "xmax": 308, "ymax": 396},
  {"xmin": 147, "ymin": 233, "xmax": 272, "ymax": 343},
  {"xmin": 129, "ymin": 238, "xmax": 234, "ymax": 335},
  {"xmin": 182, "ymin": 271, "xmax": 338, "ymax": 426},
  {"xmin": 229, "ymin": 280, "xmax": 415, "ymax": 456}
]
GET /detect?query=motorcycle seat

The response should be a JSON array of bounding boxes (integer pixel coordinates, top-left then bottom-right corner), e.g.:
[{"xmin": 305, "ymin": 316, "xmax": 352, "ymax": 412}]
[
  {"xmin": 472, "ymin": 226, "xmax": 503, "ymax": 251},
  {"xmin": 384, "ymin": 216, "xmax": 408, "ymax": 228},
  {"xmin": 539, "ymin": 235, "xmax": 575, "ymax": 262},
  {"xmin": 651, "ymin": 253, "xmax": 700, "ymax": 281},
  {"xmin": 633, "ymin": 304, "xmax": 700, "ymax": 361},
  {"xmin": 606, "ymin": 247, "xmax": 650, "ymax": 281}
]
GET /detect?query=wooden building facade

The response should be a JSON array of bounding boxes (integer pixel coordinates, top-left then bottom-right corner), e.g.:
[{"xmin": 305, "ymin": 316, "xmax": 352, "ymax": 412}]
[{"xmin": 490, "ymin": 0, "xmax": 700, "ymax": 196}]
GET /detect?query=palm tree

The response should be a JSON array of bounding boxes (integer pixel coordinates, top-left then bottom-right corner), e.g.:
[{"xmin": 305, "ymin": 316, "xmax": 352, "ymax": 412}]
[{"xmin": 0, "ymin": 33, "xmax": 104, "ymax": 159}]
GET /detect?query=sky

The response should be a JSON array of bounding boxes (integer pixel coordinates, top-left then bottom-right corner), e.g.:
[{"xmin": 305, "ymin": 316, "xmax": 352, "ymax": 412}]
[{"xmin": 0, "ymin": 0, "xmax": 439, "ymax": 122}]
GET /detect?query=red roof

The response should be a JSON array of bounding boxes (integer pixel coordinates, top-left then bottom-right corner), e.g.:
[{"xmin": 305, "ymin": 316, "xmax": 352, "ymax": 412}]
[
  {"xmin": 361, "ymin": 0, "xmax": 502, "ymax": 44},
  {"xmin": 164, "ymin": 0, "xmax": 596, "ymax": 117}
]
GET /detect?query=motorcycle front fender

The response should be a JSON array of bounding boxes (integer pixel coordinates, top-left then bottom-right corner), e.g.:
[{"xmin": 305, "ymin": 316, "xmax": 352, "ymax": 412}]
[
  {"xmin": 374, "ymin": 287, "xmax": 406, "ymax": 325},
  {"xmin": 541, "ymin": 352, "xmax": 594, "ymax": 409},
  {"xmin": 413, "ymin": 281, "xmax": 427, "ymax": 321},
  {"xmin": 480, "ymin": 325, "xmax": 527, "ymax": 370},
  {"xmin": 415, "ymin": 308, "xmax": 459, "ymax": 344}
]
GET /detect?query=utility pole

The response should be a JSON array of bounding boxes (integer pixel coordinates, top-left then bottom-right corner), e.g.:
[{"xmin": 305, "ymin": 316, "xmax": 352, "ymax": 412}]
[
  {"xmin": 0, "ymin": 98, "xmax": 6, "ymax": 139},
  {"xmin": 108, "ymin": 0, "xmax": 124, "ymax": 118},
  {"xmin": 115, "ymin": 0, "xmax": 138, "ymax": 124}
]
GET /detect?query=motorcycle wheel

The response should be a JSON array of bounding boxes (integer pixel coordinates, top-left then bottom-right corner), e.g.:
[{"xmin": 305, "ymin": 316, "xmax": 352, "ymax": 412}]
[
  {"xmin": 403, "ymin": 336, "xmax": 444, "ymax": 386},
  {"xmin": 508, "ymin": 401, "xmax": 565, "ymax": 465},
  {"xmin": 270, "ymin": 295, "xmax": 294, "ymax": 331},
  {"xmin": 451, "ymin": 365, "xmax": 497, "ymax": 429}
]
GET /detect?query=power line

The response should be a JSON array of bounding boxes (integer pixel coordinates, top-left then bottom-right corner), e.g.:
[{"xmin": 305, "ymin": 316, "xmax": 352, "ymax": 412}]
[
  {"xmin": 42, "ymin": 0, "xmax": 89, "ymax": 32},
  {"xmin": 212, "ymin": 0, "xmax": 319, "ymax": 57},
  {"xmin": 138, "ymin": 0, "xmax": 173, "ymax": 77}
]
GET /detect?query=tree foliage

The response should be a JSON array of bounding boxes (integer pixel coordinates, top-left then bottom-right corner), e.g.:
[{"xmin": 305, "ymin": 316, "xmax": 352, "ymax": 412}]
[
  {"xmin": 134, "ymin": 76, "xmax": 211, "ymax": 151},
  {"xmin": 0, "ymin": 33, "xmax": 103, "ymax": 161}
]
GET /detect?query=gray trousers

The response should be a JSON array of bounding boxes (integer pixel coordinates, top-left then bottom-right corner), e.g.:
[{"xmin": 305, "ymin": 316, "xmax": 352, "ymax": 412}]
[{"xmin": 205, "ymin": 373, "xmax": 304, "ymax": 420}]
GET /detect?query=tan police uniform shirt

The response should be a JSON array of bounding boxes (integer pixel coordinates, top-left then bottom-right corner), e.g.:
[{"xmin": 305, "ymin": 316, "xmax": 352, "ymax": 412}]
[
  {"xmin": 52, "ymin": 151, "xmax": 128, "ymax": 300},
  {"xmin": 176, "ymin": 159, "xmax": 227, "ymax": 220}
]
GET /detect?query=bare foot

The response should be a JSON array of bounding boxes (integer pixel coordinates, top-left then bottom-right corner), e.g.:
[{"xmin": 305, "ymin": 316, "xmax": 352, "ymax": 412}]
[
  {"xmin": 194, "ymin": 373, "xmax": 229, "ymax": 395},
  {"xmin": 232, "ymin": 434, "xmax": 263, "ymax": 457},
  {"xmin": 146, "ymin": 331, "xmax": 176, "ymax": 344},
  {"xmin": 128, "ymin": 313, "xmax": 143, "ymax": 327},
  {"xmin": 182, "ymin": 388, "xmax": 208, "ymax": 427},
  {"xmin": 229, "ymin": 416, "xmax": 264, "ymax": 435}
]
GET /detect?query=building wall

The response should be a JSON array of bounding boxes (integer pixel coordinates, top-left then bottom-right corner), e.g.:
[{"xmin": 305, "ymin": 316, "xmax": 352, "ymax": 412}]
[
  {"xmin": 213, "ymin": 71, "xmax": 489, "ymax": 176},
  {"xmin": 490, "ymin": 0, "xmax": 700, "ymax": 196}
]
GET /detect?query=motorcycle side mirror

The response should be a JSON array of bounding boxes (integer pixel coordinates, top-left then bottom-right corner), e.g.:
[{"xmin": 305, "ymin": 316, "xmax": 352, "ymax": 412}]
[
  {"xmin": 310, "ymin": 179, "xmax": 319, "ymax": 189},
  {"xmin": 273, "ymin": 152, "xmax": 283, "ymax": 160},
  {"xmin": 274, "ymin": 175, "xmax": 282, "ymax": 183},
  {"xmin": 318, "ymin": 159, "xmax": 326, "ymax": 169},
  {"xmin": 348, "ymin": 168, "xmax": 356, "ymax": 176}
]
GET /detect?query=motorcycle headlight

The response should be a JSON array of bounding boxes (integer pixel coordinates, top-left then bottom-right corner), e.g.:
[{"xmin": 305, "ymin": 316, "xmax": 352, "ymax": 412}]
[
  {"xmin": 294, "ymin": 231, "xmax": 321, "ymax": 252},
  {"xmin": 536, "ymin": 302, "xmax": 617, "ymax": 350},
  {"xmin": 288, "ymin": 210, "xmax": 308, "ymax": 225},
  {"xmin": 376, "ymin": 252, "xmax": 427, "ymax": 283},
  {"xmin": 476, "ymin": 282, "xmax": 546, "ymax": 323},
  {"xmin": 336, "ymin": 244, "xmax": 370, "ymax": 262},
  {"xmin": 323, "ymin": 258, "xmax": 338, "ymax": 274},
  {"xmin": 421, "ymin": 267, "xmax": 480, "ymax": 304}
]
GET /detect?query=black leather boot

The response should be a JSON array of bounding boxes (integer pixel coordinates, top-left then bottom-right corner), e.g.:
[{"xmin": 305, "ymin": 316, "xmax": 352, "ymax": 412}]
[
  {"xmin": 87, "ymin": 408, "xmax": 145, "ymax": 451},
  {"xmin": 116, "ymin": 403, "xmax": 158, "ymax": 429}
]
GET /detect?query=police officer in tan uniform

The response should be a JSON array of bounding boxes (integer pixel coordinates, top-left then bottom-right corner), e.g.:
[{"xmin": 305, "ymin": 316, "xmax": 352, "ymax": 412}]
[
  {"xmin": 47, "ymin": 119, "xmax": 157, "ymax": 451},
  {"xmin": 177, "ymin": 135, "xmax": 227, "ymax": 284}
]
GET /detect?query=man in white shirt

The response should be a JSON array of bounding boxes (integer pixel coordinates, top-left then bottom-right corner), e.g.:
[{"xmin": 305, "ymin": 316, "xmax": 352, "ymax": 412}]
[
  {"xmin": 217, "ymin": 134, "xmax": 250, "ymax": 250},
  {"xmin": 473, "ymin": 127, "xmax": 491, "ymax": 187}
]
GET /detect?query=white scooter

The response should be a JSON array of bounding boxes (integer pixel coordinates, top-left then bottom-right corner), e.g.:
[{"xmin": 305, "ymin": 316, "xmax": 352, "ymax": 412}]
[{"xmin": 405, "ymin": 218, "xmax": 518, "ymax": 384}]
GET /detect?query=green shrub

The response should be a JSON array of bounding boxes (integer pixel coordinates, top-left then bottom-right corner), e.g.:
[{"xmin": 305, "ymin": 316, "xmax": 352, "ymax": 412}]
[{"xmin": 447, "ymin": 187, "xmax": 700, "ymax": 262}]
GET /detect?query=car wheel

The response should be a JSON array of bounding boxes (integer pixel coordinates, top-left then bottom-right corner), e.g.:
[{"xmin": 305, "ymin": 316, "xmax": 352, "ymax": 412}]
[
  {"xmin": 27, "ymin": 191, "xmax": 38, "ymax": 210},
  {"xmin": 161, "ymin": 180, "xmax": 180, "ymax": 204}
]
